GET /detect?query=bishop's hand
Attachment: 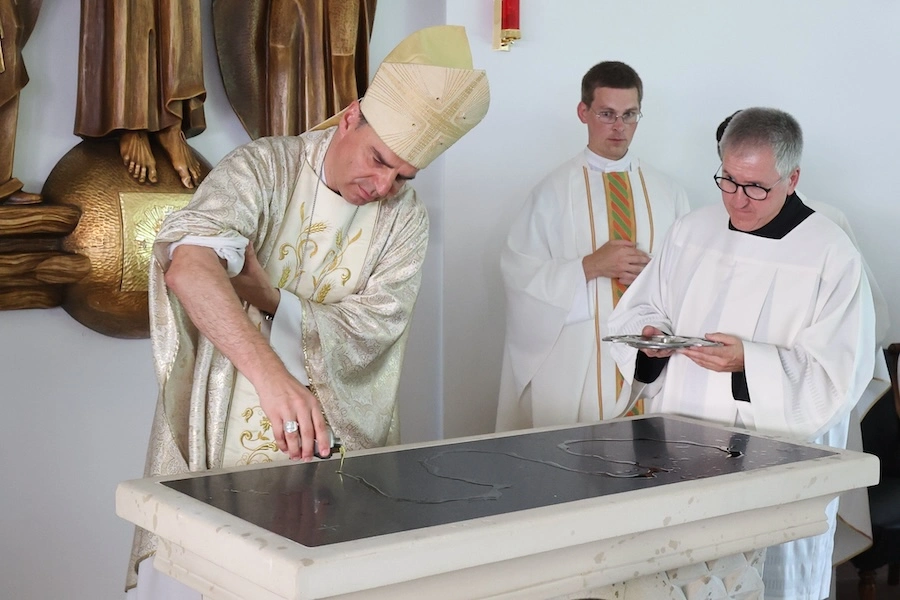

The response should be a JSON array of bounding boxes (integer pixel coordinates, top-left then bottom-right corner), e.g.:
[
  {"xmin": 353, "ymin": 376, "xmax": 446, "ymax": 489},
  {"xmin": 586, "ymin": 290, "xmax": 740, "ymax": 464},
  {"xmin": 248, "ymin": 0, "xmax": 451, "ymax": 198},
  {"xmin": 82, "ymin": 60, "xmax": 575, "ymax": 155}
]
[{"xmin": 257, "ymin": 371, "xmax": 332, "ymax": 461}]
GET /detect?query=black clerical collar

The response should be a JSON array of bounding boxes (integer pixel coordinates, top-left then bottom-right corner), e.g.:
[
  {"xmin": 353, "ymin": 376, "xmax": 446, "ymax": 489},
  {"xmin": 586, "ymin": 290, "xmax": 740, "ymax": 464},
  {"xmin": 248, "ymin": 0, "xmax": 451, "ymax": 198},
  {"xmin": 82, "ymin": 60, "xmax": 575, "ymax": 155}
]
[{"xmin": 728, "ymin": 192, "xmax": 813, "ymax": 239}]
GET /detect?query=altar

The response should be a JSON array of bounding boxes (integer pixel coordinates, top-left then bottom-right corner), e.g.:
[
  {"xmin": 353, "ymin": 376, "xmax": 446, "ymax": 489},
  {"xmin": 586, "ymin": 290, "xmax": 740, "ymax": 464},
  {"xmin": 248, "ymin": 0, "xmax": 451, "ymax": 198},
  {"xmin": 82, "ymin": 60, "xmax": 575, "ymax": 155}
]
[{"xmin": 116, "ymin": 415, "xmax": 879, "ymax": 599}]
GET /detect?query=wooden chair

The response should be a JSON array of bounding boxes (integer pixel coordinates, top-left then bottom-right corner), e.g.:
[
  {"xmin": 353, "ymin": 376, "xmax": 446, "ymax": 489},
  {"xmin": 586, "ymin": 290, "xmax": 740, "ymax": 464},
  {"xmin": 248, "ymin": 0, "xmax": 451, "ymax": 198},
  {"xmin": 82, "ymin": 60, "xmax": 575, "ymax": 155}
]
[{"xmin": 851, "ymin": 344, "xmax": 900, "ymax": 599}]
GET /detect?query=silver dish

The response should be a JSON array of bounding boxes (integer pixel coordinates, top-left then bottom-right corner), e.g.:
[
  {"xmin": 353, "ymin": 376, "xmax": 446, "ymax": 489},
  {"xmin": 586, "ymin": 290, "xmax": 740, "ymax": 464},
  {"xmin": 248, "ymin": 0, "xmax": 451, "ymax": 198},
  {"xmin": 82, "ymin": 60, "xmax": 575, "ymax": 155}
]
[{"xmin": 602, "ymin": 334, "xmax": 723, "ymax": 350}]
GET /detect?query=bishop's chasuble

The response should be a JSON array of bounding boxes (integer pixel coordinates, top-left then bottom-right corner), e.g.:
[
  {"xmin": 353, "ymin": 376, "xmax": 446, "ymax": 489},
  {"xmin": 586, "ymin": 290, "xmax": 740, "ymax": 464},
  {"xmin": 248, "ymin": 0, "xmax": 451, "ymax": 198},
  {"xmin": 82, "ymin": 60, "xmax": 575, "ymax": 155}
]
[
  {"xmin": 496, "ymin": 150, "xmax": 689, "ymax": 431},
  {"xmin": 127, "ymin": 128, "xmax": 428, "ymax": 589}
]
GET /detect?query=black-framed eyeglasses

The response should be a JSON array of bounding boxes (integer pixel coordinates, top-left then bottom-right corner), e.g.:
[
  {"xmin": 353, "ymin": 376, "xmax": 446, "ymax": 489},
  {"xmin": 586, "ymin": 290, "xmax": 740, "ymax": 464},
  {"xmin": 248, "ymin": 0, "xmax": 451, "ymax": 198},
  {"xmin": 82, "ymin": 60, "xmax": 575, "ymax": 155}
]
[
  {"xmin": 713, "ymin": 165, "xmax": 786, "ymax": 201},
  {"xmin": 589, "ymin": 108, "xmax": 642, "ymax": 124}
]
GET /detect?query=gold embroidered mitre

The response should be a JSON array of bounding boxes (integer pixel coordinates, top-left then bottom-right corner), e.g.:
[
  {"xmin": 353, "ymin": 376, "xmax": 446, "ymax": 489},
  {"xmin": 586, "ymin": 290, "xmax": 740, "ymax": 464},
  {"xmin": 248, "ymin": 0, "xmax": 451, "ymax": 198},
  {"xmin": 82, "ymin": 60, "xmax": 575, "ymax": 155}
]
[{"xmin": 314, "ymin": 25, "xmax": 490, "ymax": 169}]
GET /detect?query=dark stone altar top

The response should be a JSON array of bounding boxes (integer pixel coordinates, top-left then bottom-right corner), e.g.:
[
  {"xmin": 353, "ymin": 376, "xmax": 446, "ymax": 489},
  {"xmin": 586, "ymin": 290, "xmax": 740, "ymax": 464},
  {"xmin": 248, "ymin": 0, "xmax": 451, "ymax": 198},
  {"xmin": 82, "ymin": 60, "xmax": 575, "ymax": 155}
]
[{"xmin": 164, "ymin": 416, "xmax": 834, "ymax": 547}]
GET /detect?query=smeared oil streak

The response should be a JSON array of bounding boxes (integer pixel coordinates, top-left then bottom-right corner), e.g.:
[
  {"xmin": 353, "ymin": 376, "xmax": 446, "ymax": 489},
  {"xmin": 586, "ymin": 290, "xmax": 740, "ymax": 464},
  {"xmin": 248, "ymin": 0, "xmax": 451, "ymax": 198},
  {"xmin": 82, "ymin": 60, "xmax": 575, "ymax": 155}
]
[
  {"xmin": 335, "ymin": 469, "xmax": 507, "ymax": 504},
  {"xmin": 426, "ymin": 448, "xmax": 668, "ymax": 479},
  {"xmin": 335, "ymin": 437, "xmax": 742, "ymax": 504},
  {"xmin": 560, "ymin": 436, "xmax": 744, "ymax": 460}
]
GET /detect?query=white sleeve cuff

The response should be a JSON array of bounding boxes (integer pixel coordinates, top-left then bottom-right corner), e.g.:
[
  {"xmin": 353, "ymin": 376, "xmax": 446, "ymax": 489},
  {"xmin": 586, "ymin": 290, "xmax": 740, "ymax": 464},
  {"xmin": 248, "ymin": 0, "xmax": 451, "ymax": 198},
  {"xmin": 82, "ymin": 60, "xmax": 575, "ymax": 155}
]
[
  {"xmin": 268, "ymin": 291, "xmax": 310, "ymax": 386},
  {"xmin": 565, "ymin": 281, "xmax": 593, "ymax": 325},
  {"xmin": 168, "ymin": 235, "xmax": 249, "ymax": 277}
]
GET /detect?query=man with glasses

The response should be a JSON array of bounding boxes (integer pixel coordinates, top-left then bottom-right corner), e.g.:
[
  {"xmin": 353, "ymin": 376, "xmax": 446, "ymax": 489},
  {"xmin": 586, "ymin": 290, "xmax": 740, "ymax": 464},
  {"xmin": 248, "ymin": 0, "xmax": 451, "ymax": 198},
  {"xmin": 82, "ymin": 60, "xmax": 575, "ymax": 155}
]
[
  {"xmin": 717, "ymin": 109, "xmax": 892, "ymax": 592},
  {"xmin": 607, "ymin": 107, "xmax": 876, "ymax": 600},
  {"xmin": 496, "ymin": 61, "xmax": 689, "ymax": 432}
]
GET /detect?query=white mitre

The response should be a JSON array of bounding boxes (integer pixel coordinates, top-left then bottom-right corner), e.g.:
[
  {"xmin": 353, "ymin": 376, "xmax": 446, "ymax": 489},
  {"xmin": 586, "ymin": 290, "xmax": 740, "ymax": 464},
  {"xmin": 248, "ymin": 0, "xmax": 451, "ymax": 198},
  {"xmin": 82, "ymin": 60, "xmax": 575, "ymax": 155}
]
[{"xmin": 315, "ymin": 25, "xmax": 490, "ymax": 169}]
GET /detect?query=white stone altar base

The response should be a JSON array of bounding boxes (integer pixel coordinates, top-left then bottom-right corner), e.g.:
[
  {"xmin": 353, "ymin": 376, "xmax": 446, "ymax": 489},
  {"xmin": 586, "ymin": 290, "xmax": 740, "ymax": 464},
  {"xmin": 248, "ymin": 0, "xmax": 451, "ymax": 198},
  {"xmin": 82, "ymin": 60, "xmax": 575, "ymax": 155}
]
[{"xmin": 116, "ymin": 416, "xmax": 879, "ymax": 600}]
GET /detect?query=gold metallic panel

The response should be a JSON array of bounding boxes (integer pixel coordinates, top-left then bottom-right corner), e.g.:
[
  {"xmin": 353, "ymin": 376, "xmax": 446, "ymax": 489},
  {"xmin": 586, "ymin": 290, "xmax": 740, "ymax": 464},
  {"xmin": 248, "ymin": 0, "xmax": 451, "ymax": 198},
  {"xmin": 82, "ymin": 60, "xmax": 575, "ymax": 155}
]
[
  {"xmin": 41, "ymin": 139, "xmax": 211, "ymax": 338},
  {"xmin": 119, "ymin": 192, "xmax": 190, "ymax": 292}
]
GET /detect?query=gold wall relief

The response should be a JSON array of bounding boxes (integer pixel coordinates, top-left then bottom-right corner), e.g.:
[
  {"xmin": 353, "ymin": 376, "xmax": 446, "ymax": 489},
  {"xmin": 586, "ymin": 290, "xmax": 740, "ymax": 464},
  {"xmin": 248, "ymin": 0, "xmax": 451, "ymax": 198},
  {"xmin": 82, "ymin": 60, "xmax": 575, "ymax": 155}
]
[
  {"xmin": 119, "ymin": 193, "xmax": 191, "ymax": 293},
  {"xmin": 37, "ymin": 139, "xmax": 211, "ymax": 338},
  {"xmin": 2, "ymin": 0, "xmax": 208, "ymax": 334}
]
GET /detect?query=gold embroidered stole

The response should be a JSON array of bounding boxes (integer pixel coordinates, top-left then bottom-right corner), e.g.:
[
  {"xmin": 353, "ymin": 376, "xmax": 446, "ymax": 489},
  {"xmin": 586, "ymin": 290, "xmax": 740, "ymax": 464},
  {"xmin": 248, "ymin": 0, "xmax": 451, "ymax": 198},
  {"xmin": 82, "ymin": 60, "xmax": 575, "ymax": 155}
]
[
  {"xmin": 223, "ymin": 160, "xmax": 379, "ymax": 466},
  {"xmin": 584, "ymin": 166, "xmax": 653, "ymax": 418},
  {"xmin": 271, "ymin": 161, "xmax": 379, "ymax": 304}
]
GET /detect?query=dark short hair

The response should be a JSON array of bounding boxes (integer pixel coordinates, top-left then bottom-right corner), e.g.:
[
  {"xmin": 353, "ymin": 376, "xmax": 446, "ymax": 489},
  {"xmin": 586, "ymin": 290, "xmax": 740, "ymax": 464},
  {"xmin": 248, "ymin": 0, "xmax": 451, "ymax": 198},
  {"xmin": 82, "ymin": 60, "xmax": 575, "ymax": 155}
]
[
  {"xmin": 719, "ymin": 107, "xmax": 803, "ymax": 177},
  {"xmin": 716, "ymin": 110, "xmax": 742, "ymax": 146},
  {"xmin": 581, "ymin": 61, "xmax": 643, "ymax": 106}
]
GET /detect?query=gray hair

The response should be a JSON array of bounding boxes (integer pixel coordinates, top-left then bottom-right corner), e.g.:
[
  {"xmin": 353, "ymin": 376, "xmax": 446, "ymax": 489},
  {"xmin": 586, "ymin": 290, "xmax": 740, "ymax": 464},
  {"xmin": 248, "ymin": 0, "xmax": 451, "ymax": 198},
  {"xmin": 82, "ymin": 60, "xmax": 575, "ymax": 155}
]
[{"xmin": 718, "ymin": 107, "xmax": 803, "ymax": 177}]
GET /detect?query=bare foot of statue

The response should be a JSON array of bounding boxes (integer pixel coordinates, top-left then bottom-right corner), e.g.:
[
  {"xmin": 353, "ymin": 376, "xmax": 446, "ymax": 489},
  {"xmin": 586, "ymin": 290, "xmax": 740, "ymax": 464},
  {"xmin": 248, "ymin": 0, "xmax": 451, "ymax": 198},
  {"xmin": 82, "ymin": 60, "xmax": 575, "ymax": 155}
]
[
  {"xmin": 1, "ymin": 189, "xmax": 43, "ymax": 205},
  {"xmin": 119, "ymin": 131, "xmax": 158, "ymax": 184},
  {"xmin": 156, "ymin": 124, "xmax": 201, "ymax": 189}
]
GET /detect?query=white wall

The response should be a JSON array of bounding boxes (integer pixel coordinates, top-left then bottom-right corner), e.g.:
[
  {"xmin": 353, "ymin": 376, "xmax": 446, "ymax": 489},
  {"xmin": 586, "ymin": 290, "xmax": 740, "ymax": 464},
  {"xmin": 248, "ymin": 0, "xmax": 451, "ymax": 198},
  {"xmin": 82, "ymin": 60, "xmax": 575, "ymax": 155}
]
[
  {"xmin": 3, "ymin": 1, "xmax": 899, "ymax": 599},
  {"xmin": 441, "ymin": 0, "xmax": 900, "ymax": 437},
  {"xmin": 368, "ymin": 0, "xmax": 448, "ymax": 444}
]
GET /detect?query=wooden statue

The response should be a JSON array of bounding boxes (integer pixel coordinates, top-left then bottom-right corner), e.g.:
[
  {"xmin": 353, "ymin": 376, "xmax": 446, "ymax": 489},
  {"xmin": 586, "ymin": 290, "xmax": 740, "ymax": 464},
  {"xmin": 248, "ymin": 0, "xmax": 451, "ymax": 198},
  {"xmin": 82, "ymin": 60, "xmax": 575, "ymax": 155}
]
[
  {"xmin": 0, "ymin": 202, "xmax": 87, "ymax": 310},
  {"xmin": 73, "ymin": 0, "xmax": 206, "ymax": 189},
  {"xmin": 16, "ymin": 0, "xmax": 211, "ymax": 328},
  {"xmin": 212, "ymin": 0, "xmax": 376, "ymax": 139},
  {"xmin": 0, "ymin": 1, "xmax": 92, "ymax": 311},
  {"xmin": 0, "ymin": 0, "xmax": 42, "ymax": 205}
]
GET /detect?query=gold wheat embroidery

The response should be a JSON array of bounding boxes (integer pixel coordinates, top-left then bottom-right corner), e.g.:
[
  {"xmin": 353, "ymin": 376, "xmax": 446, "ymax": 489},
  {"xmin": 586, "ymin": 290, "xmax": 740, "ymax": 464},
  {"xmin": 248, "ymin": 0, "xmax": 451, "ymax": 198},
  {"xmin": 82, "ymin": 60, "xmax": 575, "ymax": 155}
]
[
  {"xmin": 276, "ymin": 199, "xmax": 364, "ymax": 302},
  {"xmin": 315, "ymin": 283, "xmax": 333, "ymax": 303},
  {"xmin": 277, "ymin": 266, "xmax": 291, "ymax": 288},
  {"xmin": 236, "ymin": 407, "xmax": 278, "ymax": 464},
  {"xmin": 277, "ymin": 201, "xmax": 326, "ymax": 286}
]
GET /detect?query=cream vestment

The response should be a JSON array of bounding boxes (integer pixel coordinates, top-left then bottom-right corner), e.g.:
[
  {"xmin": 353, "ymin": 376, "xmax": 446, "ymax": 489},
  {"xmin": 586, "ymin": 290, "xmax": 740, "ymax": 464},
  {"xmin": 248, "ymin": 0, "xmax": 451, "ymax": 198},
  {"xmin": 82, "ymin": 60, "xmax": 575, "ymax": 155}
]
[
  {"xmin": 125, "ymin": 23, "xmax": 490, "ymax": 597},
  {"xmin": 608, "ymin": 201, "xmax": 876, "ymax": 600},
  {"xmin": 496, "ymin": 150, "xmax": 689, "ymax": 431},
  {"xmin": 127, "ymin": 127, "xmax": 428, "ymax": 588},
  {"xmin": 797, "ymin": 193, "xmax": 891, "ymax": 568}
]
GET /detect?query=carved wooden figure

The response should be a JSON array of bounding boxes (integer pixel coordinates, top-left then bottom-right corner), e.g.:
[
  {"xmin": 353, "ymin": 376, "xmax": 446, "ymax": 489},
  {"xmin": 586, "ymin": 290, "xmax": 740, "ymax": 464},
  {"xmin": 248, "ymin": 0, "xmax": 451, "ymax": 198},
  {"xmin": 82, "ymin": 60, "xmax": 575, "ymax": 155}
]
[
  {"xmin": 74, "ymin": 0, "xmax": 207, "ymax": 189},
  {"xmin": 0, "ymin": 0, "xmax": 42, "ymax": 205},
  {"xmin": 0, "ymin": 0, "xmax": 88, "ymax": 311},
  {"xmin": 212, "ymin": 0, "xmax": 376, "ymax": 139}
]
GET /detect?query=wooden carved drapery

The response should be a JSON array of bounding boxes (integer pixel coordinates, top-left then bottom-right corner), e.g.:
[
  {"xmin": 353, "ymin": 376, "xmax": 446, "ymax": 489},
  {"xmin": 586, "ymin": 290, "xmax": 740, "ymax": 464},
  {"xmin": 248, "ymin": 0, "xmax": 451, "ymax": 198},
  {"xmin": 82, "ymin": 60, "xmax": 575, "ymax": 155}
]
[
  {"xmin": 0, "ymin": 0, "xmax": 42, "ymax": 204},
  {"xmin": 0, "ymin": 1, "xmax": 91, "ymax": 311},
  {"xmin": 0, "ymin": 204, "xmax": 87, "ymax": 310},
  {"xmin": 19, "ymin": 0, "xmax": 212, "ymax": 334},
  {"xmin": 212, "ymin": 0, "xmax": 377, "ymax": 139},
  {"xmin": 74, "ymin": 0, "xmax": 207, "ymax": 189}
]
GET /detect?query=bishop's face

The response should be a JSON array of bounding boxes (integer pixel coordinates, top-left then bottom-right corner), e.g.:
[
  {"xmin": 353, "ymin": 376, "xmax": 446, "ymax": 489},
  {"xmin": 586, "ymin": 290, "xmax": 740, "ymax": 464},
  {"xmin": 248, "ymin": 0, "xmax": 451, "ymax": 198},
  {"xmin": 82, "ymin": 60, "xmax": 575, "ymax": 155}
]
[
  {"xmin": 720, "ymin": 146, "xmax": 799, "ymax": 232},
  {"xmin": 325, "ymin": 101, "xmax": 419, "ymax": 206}
]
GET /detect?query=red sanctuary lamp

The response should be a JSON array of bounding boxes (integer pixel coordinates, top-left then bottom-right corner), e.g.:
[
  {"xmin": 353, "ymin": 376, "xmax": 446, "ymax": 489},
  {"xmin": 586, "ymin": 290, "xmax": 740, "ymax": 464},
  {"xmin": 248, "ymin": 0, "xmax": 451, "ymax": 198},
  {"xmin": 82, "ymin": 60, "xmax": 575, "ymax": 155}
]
[{"xmin": 493, "ymin": 0, "xmax": 521, "ymax": 51}]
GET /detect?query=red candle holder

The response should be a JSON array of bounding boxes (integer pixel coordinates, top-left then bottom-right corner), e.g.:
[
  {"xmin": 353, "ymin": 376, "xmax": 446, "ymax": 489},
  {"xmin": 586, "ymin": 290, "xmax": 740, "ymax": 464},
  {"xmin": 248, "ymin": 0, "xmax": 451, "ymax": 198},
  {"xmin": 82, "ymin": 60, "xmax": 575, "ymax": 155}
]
[{"xmin": 493, "ymin": 0, "xmax": 521, "ymax": 51}]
